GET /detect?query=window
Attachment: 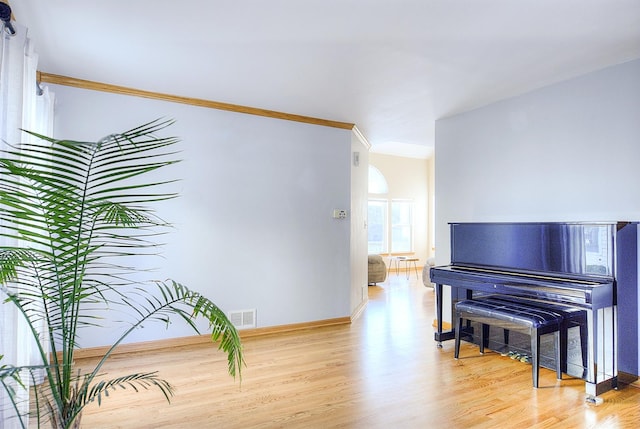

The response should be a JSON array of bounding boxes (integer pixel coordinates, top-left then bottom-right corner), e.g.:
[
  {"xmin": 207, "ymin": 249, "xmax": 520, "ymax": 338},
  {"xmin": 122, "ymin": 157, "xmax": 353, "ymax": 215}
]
[
  {"xmin": 368, "ymin": 198, "xmax": 414, "ymax": 254},
  {"xmin": 391, "ymin": 200, "xmax": 413, "ymax": 252},
  {"xmin": 367, "ymin": 165, "xmax": 414, "ymax": 254}
]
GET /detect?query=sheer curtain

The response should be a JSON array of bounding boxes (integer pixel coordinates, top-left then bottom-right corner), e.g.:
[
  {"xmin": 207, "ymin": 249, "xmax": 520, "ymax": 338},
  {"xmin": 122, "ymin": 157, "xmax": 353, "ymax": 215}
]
[{"xmin": 1, "ymin": 21, "xmax": 55, "ymax": 428}]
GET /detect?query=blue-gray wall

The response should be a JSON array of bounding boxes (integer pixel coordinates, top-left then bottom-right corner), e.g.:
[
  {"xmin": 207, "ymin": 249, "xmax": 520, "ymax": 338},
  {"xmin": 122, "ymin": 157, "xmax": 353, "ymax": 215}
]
[{"xmin": 51, "ymin": 84, "xmax": 357, "ymax": 347}]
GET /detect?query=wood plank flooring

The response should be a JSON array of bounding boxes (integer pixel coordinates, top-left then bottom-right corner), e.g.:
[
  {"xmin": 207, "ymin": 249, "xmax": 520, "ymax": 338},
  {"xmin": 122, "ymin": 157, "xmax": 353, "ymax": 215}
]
[{"xmin": 75, "ymin": 274, "xmax": 640, "ymax": 428}]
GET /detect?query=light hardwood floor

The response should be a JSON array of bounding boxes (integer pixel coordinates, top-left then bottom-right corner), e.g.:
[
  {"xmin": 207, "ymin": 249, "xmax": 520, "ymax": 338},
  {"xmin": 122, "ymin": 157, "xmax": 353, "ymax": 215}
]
[{"xmin": 76, "ymin": 274, "xmax": 640, "ymax": 428}]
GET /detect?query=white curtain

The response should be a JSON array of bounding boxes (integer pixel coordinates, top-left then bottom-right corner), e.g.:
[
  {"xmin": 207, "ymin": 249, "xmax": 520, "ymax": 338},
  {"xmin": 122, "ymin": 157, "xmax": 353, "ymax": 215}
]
[{"xmin": 0, "ymin": 21, "xmax": 55, "ymax": 428}]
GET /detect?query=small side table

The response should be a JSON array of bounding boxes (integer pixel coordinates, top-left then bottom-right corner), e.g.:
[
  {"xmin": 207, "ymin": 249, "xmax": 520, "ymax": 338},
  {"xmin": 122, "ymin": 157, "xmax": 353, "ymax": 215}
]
[
  {"xmin": 387, "ymin": 256, "xmax": 420, "ymax": 279},
  {"xmin": 388, "ymin": 256, "xmax": 405, "ymax": 275},
  {"xmin": 401, "ymin": 258, "xmax": 420, "ymax": 279}
]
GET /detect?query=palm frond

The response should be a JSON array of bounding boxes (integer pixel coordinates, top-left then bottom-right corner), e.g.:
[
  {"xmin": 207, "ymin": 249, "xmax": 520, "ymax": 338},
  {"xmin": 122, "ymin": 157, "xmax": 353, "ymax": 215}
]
[
  {"xmin": 0, "ymin": 357, "xmax": 47, "ymax": 429},
  {"xmin": 1, "ymin": 119, "xmax": 243, "ymax": 428},
  {"xmin": 88, "ymin": 280, "xmax": 244, "ymax": 384},
  {"xmin": 0, "ymin": 356, "xmax": 26, "ymax": 390},
  {"xmin": 82, "ymin": 372, "xmax": 174, "ymax": 407}
]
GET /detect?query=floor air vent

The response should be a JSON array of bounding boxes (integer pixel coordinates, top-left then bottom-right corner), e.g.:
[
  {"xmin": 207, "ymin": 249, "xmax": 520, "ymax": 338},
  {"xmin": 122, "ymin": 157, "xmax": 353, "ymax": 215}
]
[{"xmin": 228, "ymin": 309, "xmax": 256, "ymax": 329}]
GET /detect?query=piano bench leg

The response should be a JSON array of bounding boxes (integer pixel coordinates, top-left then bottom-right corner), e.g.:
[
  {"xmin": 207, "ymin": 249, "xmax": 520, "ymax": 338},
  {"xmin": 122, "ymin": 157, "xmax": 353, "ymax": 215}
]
[
  {"xmin": 480, "ymin": 324, "xmax": 489, "ymax": 354},
  {"xmin": 554, "ymin": 330, "xmax": 562, "ymax": 380},
  {"xmin": 531, "ymin": 328, "xmax": 540, "ymax": 388},
  {"xmin": 560, "ymin": 321, "xmax": 568, "ymax": 374},
  {"xmin": 579, "ymin": 322, "xmax": 588, "ymax": 376},
  {"xmin": 531, "ymin": 328, "xmax": 562, "ymax": 388},
  {"xmin": 454, "ymin": 317, "xmax": 463, "ymax": 358}
]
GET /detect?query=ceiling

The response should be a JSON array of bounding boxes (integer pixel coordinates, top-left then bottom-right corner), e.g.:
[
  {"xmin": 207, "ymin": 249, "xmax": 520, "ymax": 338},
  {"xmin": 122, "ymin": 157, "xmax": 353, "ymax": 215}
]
[{"xmin": 8, "ymin": 0, "xmax": 640, "ymax": 158}]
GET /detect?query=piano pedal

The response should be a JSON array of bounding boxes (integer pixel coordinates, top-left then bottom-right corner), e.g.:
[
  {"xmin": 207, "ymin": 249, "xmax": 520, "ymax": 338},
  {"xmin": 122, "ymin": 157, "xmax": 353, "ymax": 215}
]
[
  {"xmin": 504, "ymin": 351, "xmax": 532, "ymax": 364},
  {"xmin": 519, "ymin": 355, "xmax": 531, "ymax": 364}
]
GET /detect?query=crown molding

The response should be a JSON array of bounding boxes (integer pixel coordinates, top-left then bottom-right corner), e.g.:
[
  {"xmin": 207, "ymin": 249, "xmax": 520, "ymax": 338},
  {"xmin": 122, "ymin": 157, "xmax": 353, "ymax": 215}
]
[{"xmin": 38, "ymin": 72, "xmax": 356, "ymax": 131}]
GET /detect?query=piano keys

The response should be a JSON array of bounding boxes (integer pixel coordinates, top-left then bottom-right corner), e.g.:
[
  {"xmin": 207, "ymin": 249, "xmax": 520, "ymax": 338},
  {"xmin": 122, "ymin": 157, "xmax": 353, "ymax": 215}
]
[{"xmin": 429, "ymin": 221, "xmax": 639, "ymax": 397}]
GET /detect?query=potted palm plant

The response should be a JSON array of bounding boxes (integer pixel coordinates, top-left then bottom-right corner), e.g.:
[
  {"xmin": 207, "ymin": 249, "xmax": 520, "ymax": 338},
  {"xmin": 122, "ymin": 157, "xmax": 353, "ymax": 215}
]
[{"xmin": 0, "ymin": 119, "xmax": 243, "ymax": 428}]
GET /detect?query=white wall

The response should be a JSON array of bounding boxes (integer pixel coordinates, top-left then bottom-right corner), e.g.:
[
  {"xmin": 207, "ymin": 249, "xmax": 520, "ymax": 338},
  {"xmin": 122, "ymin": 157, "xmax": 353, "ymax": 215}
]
[
  {"xmin": 350, "ymin": 132, "xmax": 370, "ymax": 314},
  {"xmin": 434, "ymin": 58, "xmax": 640, "ymax": 374},
  {"xmin": 50, "ymin": 84, "xmax": 359, "ymax": 348}
]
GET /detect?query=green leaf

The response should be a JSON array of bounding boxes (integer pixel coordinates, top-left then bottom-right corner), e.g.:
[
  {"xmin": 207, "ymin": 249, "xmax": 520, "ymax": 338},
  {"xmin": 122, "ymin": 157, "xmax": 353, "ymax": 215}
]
[{"xmin": 0, "ymin": 119, "xmax": 243, "ymax": 428}]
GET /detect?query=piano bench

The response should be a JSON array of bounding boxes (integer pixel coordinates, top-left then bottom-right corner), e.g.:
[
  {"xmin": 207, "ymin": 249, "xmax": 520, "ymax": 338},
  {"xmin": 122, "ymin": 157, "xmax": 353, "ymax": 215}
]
[
  {"xmin": 480, "ymin": 296, "xmax": 588, "ymax": 375},
  {"xmin": 454, "ymin": 297, "xmax": 563, "ymax": 388}
]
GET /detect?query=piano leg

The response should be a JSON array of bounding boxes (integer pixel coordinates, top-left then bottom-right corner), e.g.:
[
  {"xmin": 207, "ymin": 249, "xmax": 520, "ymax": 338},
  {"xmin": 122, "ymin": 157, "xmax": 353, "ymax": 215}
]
[
  {"xmin": 435, "ymin": 283, "xmax": 444, "ymax": 348},
  {"xmin": 434, "ymin": 283, "xmax": 476, "ymax": 347},
  {"xmin": 584, "ymin": 306, "xmax": 618, "ymax": 399},
  {"xmin": 586, "ymin": 309, "xmax": 596, "ymax": 385},
  {"xmin": 434, "ymin": 283, "xmax": 457, "ymax": 347}
]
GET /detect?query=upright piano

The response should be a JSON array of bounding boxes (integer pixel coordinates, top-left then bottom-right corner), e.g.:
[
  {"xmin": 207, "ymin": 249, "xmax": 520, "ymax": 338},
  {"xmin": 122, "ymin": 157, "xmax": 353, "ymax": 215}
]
[{"xmin": 430, "ymin": 221, "xmax": 639, "ymax": 397}]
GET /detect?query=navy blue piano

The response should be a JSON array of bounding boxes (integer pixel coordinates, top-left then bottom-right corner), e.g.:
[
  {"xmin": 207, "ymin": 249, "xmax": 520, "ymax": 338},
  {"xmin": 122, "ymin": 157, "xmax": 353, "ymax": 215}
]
[{"xmin": 430, "ymin": 222, "xmax": 639, "ymax": 397}]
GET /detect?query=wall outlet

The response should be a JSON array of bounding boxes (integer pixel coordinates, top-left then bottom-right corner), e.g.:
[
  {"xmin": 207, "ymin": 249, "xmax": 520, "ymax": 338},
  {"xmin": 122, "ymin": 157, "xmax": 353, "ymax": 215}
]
[{"xmin": 333, "ymin": 209, "xmax": 347, "ymax": 219}]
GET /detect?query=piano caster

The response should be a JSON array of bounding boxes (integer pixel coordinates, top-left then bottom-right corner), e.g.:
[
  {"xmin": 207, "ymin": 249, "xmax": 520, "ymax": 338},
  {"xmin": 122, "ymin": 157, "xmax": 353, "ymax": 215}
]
[
  {"xmin": 585, "ymin": 395, "xmax": 604, "ymax": 406},
  {"xmin": 437, "ymin": 342, "xmax": 443, "ymax": 349}
]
